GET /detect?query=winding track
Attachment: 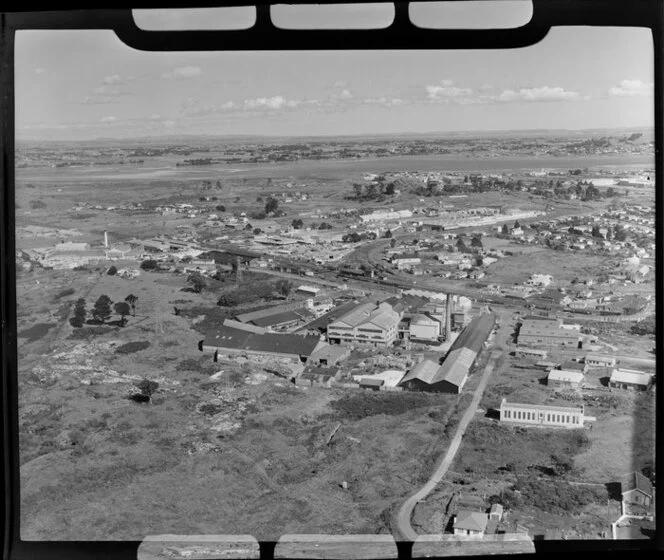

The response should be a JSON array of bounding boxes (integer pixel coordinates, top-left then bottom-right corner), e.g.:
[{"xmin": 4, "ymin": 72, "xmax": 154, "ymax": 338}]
[{"xmin": 392, "ymin": 313, "xmax": 512, "ymax": 541}]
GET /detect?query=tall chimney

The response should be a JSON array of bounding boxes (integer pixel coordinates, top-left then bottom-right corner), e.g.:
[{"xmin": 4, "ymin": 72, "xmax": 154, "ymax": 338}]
[
  {"xmin": 104, "ymin": 231, "xmax": 109, "ymax": 248},
  {"xmin": 446, "ymin": 293, "xmax": 453, "ymax": 340}
]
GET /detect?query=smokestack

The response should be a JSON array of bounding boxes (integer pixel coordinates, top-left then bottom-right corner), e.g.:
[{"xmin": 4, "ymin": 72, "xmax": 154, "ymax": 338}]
[
  {"xmin": 104, "ymin": 231, "xmax": 109, "ymax": 248},
  {"xmin": 446, "ymin": 293, "xmax": 453, "ymax": 340}
]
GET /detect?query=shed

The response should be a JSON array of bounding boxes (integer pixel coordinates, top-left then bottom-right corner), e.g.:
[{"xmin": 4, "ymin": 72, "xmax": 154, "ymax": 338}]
[
  {"xmin": 359, "ymin": 377, "xmax": 384, "ymax": 391},
  {"xmin": 489, "ymin": 503, "xmax": 503, "ymax": 521},
  {"xmin": 609, "ymin": 369, "xmax": 653, "ymax": 391}
]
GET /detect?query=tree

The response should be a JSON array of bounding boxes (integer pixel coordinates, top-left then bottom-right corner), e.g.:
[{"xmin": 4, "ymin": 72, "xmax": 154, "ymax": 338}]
[
  {"xmin": 70, "ymin": 298, "xmax": 87, "ymax": 328},
  {"xmin": 319, "ymin": 222, "xmax": 332, "ymax": 230},
  {"xmin": 107, "ymin": 265, "xmax": 118, "ymax": 276},
  {"xmin": 135, "ymin": 379, "xmax": 159, "ymax": 403},
  {"xmin": 125, "ymin": 294, "xmax": 138, "ymax": 316},
  {"xmin": 215, "ymin": 204, "xmax": 226, "ymax": 212},
  {"xmin": 291, "ymin": 218, "xmax": 304, "ymax": 229},
  {"xmin": 244, "ymin": 223, "xmax": 253, "ymax": 230},
  {"xmin": 591, "ymin": 225, "xmax": 602, "ymax": 238},
  {"xmin": 390, "ymin": 238, "xmax": 397, "ymax": 248},
  {"xmin": 501, "ymin": 224, "xmax": 509, "ymax": 235},
  {"xmin": 352, "ymin": 183, "xmax": 364, "ymax": 199},
  {"xmin": 471, "ymin": 236, "xmax": 483, "ymax": 248},
  {"xmin": 385, "ymin": 182, "xmax": 395, "ymax": 195},
  {"xmin": 140, "ymin": 259, "xmax": 159, "ymax": 271},
  {"xmin": 264, "ymin": 197, "xmax": 279, "ymax": 214},
  {"xmin": 275, "ymin": 279, "xmax": 293, "ymax": 300},
  {"xmin": 384, "ymin": 229, "xmax": 393, "ymax": 239},
  {"xmin": 188, "ymin": 273, "xmax": 207, "ymax": 294},
  {"xmin": 114, "ymin": 302, "xmax": 131, "ymax": 326},
  {"xmin": 606, "ymin": 187, "xmax": 616, "ymax": 197},
  {"xmin": 613, "ymin": 225, "xmax": 627, "ymax": 242},
  {"xmin": 253, "ymin": 228, "xmax": 262, "ymax": 235},
  {"xmin": 514, "ymin": 220, "xmax": 520, "ymax": 229},
  {"xmin": 92, "ymin": 295, "xmax": 113, "ymax": 324},
  {"xmin": 456, "ymin": 238, "xmax": 469, "ymax": 253}
]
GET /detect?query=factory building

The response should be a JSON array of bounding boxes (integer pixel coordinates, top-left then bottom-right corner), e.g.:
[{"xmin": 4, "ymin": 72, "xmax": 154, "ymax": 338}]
[
  {"xmin": 327, "ymin": 301, "xmax": 401, "ymax": 346},
  {"xmin": 399, "ymin": 314, "xmax": 495, "ymax": 393},
  {"xmin": 517, "ymin": 317, "xmax": 581, "ymax": 348}
]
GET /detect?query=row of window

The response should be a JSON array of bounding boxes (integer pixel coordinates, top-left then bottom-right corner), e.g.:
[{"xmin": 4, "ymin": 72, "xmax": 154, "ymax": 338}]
[{"xmin": 503, "ymin": 408, "xmax": 580, "ymax": 424}]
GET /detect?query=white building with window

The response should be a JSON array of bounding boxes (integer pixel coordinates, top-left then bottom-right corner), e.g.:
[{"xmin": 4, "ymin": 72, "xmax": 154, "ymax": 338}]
[
  {"xmin": 499, "ymin": 399, "xmax": 587, "ymax": 428},
  {"xmin": 327, "ymin": 302, "xmax": 401, "ymax": 346}
]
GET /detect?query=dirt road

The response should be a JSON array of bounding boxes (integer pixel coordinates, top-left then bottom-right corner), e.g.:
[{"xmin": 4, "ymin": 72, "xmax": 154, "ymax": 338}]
[{"xmin": 392, "ymin": 312, "xmax": 512, "ymax": 541}]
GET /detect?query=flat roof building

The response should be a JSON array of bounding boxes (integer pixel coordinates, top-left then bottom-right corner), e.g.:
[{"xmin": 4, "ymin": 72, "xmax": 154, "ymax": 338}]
[
  {"xmin": 499, "ymin": 399, "xmax": 586, "ymax": 428},
  {"xmin": 609, "ymin": 369, "xmax": 653, "ymax": 391}
]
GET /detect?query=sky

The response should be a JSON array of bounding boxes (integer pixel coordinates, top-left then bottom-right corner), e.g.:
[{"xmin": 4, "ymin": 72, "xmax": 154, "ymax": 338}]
[{"xmin": 14, "ymin": 3, "xmax": 655, "ymax": 141}]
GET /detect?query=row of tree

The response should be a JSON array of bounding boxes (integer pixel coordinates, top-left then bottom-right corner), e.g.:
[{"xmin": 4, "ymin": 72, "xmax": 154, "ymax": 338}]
[{"xmin": 69, "ymin": 294, "xmax": 138, "ymax": 328}]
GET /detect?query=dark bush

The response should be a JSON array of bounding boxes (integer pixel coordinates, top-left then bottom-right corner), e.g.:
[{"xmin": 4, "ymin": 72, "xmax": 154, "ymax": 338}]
[
  {"xmin": 53, "ymin": 287, "xmax": 76, "ymax": 301},
  {"xmin": 107, "ymin": 265, "xmax": 118, "ymax": 276},
  {"xmin": 115, "ymin": 341, "xmax": 151, "ymax": 354}
]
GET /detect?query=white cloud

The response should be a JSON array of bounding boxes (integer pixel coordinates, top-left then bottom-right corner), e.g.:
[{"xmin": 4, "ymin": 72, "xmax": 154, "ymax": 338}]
[
  {"xmin": 162, "ymin": 120, "xmax": 176, "ymax": 128},
  {"xmin": 244, "ymin": 96, "xmax": 300, "ymax": 110},
  {"xmin": 148, "ymin": 114, "xmax": 162, "ymax": 121},
  {"xmin": 161, "ymin": 66, "xmax": 202, "ymax": 80},
  {"xmin": 100, "ymin": 116, "xmax": 116, "ymax": 123},
  {"xmin": 424, "ymin": 81, "xmax": 580, "ymax": 104},
  {"xmin": 333, "ymin": 80, "xmax": 347, "ymax": 88},
  {"xmin": 426, "ymin": 84, "xmax": 474, "ymax": 100},
  {"xmin": 497, "ymin": 86, "xmax": 579, "ymax": 102},
  {"xmin": 102, "ymin": 74, "xmax": 125, "ymax": 85},
  {"xmin": 180, "ymin": 100, "xmax": 237, "ymax": 117},
  {"xmin": 82, "ymin": 96, "xmax": 113, "ymax": 105},
  {"xmin": 608, "ymin": 79, "xmax": 653, "ymax": 97},
  {"xmin": 364, "ymin": 97, "xmax": 405, "ymax": 107},
  {"xmin": 34, "ymin": 68, "xmax": 46, "ymax": 75}
]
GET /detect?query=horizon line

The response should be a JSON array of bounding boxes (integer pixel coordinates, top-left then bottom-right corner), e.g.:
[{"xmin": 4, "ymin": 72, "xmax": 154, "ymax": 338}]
[{"xmin": 16, "ymin": 124, "xmax": 654, "ymax": 144}]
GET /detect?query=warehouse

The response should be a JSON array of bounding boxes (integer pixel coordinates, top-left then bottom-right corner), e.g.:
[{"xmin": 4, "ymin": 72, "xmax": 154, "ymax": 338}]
[
  {"xmin": 400, "ymin": 314, "xmax": 495, "ymax": 393},
  {"xmin": 200, "ymin": 325, "xmax": 325, "ymax": 364},
  {"xmin": 609, "ymin": 369, "xmax": 653, "ymax": 391},
  {"xmin": 517, "ymin": 318, "xmax": 581, "ymax": 348},
  {"xmin": 547, "ymin": 369, "xmax": 584, "ymax": 389}
]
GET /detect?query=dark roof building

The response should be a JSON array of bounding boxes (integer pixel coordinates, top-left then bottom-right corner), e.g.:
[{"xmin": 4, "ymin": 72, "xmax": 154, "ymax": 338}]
[{"xmin": 201, "ymin": 325, "xmax": 325, "ymax": 363}]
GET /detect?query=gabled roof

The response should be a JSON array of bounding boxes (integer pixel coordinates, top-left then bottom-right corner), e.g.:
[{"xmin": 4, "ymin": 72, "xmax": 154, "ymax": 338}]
[
  {"xmin": 454, "ymin": 511, "xmax": 488, "ymax": 532},
  {"xmin": 400, "ymin": 359, "xmax": 440, "ymax": 385},
  {"xmin": 622, "ymin": 471, "xmax": 653, "ymax": 497},
  {"xmin": 610, "ymin": 369, "xmax": 653, "ymax": 386},
  {"xmin": 434, "ymin": 347, "xmax": 476, "ymax": 387}
]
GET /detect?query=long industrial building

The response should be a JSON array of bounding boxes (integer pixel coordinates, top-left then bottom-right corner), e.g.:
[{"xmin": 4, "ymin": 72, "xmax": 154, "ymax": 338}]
[
  {"xmin": 517, "ymin": 317, "xmax": 581, "ymax": 348},
  {"xmin": 200, "ymin": 324, "xmax": 325, "ymax": 364},
  {"xmin": 399, "ymin": 314, "xmax": 495, "ymax": 393}
]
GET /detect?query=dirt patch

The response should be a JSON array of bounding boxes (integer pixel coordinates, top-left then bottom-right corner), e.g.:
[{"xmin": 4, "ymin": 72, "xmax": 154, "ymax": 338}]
[{"xmin": 18, "ymin": 323, "xmax": 56, "ymax": 343}]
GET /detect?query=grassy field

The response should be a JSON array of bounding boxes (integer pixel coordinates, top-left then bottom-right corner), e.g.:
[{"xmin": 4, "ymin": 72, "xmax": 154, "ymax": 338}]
[{"xmin": 17, "ymin": 263, "xmax": 465, "ymax": 540}]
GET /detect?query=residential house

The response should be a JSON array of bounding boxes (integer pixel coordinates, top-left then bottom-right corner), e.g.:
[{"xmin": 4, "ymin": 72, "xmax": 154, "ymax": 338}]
[
  {"xmin": 621, "ymin": 471, "xmax": 654, "ymax": 509},
  {"xmin": 453, "ymin": 511, "xmax": 489, "ymax": 536}
]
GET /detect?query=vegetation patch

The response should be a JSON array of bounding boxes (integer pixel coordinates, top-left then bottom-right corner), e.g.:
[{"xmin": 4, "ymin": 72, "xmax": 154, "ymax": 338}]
[
  {"xmin": 68, "ymin": 326, "xmax": 117, "ymax": 339},
  {"xmin": 493, "ymin": 477, "xmax": 609, "ymax": 514},
  {"xmin": 116, "ymin": 341, "xmax": 151, "ymax": 355},
  {"xmin": 18, "ymin": 323, "xmax": 56, "ymax": 343},
  {"xmin": 329, "ymin": 391, "xmax": 453, "ymax": 419},
  {"xmin": 53, "ymin": 287, "xmax": 75, "ymax": 301}
]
